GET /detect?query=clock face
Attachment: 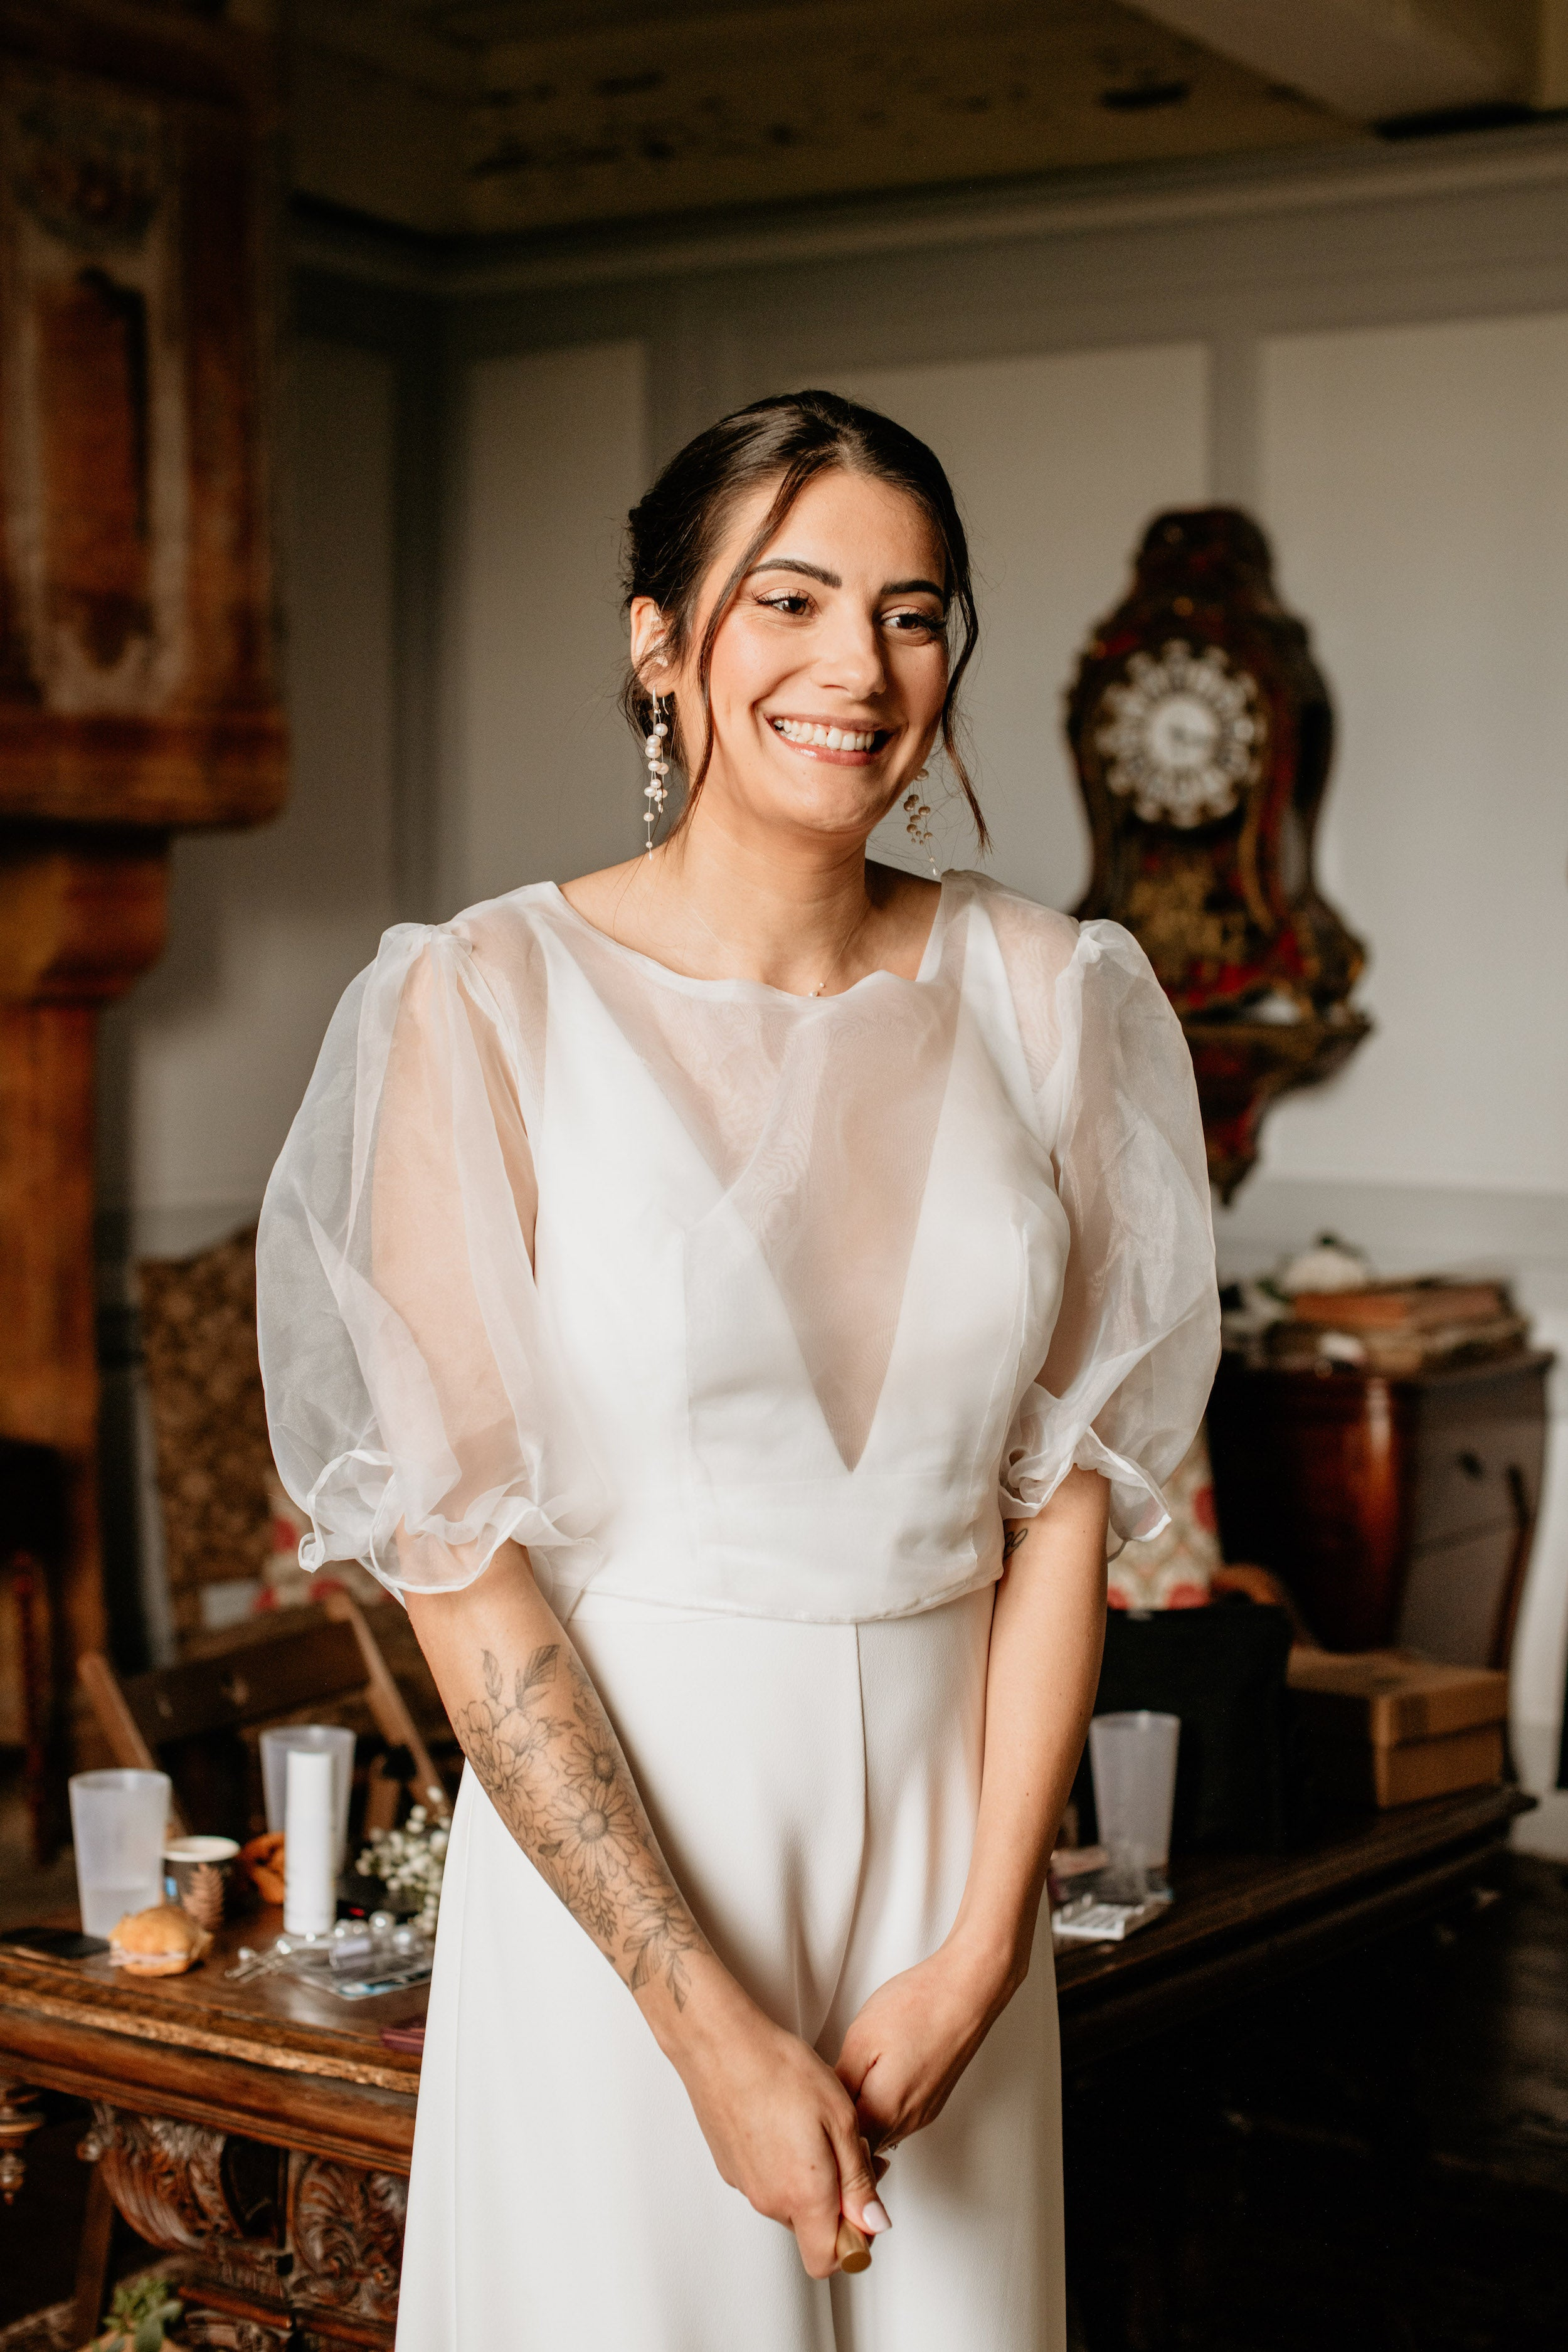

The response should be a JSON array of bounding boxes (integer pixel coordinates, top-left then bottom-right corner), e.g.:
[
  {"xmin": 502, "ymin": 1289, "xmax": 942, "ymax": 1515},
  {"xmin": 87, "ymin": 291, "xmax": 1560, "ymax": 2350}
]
[{"xmin": 1093, "ymin": 640, "xmax": 1264, "ymax": 827}]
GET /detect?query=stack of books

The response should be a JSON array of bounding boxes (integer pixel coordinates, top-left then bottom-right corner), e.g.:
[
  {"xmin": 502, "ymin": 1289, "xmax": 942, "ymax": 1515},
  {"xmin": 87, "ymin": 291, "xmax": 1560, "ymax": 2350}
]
[{"xmin": 1263, "ymin": 1278, "xmax": 1527, "ymax": 1374}]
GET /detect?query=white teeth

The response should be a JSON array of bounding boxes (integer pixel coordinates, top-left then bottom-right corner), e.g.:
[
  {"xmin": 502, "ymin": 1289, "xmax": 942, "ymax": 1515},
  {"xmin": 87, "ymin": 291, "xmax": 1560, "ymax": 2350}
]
[{"xmin": 772, "ymin": 719, "xmax": 878, "ymax": 751}]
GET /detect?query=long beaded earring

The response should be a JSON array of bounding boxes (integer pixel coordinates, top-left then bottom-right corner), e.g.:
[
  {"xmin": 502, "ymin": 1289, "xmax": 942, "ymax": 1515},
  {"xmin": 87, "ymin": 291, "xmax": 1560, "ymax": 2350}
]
[
  {"xmin": 902, "ymin": 773, "xmax": 932, "ymax": 850},
  {"xmin": 642, "ymin": 691, "xmax": 671, "ymax": 854}
]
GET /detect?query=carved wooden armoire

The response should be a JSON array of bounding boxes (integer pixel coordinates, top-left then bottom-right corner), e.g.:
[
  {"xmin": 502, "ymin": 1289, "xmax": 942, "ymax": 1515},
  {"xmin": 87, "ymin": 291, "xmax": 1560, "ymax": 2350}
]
[{"xmin": 0, "ymin": 0, "xmax": 286, "ymax": 1777}]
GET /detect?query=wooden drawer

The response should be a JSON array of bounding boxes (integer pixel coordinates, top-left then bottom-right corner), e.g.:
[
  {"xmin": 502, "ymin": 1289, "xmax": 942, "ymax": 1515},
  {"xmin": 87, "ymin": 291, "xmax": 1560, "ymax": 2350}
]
[
  {"xmin": 1396, "ymin": 1524, "xmax": 1520, "ymax": 1666},
  {"xmin": 1408, "ymin": 1384, "xmax": 1545, "ymax": 1550}
]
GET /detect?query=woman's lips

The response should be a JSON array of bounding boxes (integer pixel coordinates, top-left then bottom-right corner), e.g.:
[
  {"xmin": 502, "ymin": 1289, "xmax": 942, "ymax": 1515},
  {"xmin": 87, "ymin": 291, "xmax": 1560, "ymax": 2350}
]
[{"xmin": 769, "ymin": 716, "xmax": 892, "ymax": 765}]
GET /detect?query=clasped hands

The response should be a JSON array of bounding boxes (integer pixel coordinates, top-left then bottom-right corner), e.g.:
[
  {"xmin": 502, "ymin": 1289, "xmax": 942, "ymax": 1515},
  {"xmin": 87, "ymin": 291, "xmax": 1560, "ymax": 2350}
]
[{"xmin": 662, "ymin": 1926, "xmax": 1021, "ymax": 2280}]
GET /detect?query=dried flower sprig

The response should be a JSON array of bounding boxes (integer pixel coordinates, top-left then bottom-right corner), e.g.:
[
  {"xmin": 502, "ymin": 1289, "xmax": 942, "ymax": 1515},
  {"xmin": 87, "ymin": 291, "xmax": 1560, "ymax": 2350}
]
[{"xmin": 357, "ymin": 1803, "xmax": 448, "ymax": 1936}]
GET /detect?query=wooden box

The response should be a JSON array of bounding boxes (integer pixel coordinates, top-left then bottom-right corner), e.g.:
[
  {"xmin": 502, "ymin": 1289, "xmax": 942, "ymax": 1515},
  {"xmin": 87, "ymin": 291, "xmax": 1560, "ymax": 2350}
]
[{"xmin": 1288, "ymin": 1648, "xmax": 1508, "ymax": 1809}]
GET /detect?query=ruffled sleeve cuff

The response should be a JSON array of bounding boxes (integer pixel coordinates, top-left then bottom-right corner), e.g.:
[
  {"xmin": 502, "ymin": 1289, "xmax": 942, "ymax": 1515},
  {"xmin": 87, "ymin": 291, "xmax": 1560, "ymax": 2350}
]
[
  {"xmin": 297, "ymin": 1448, "xmax": 604, "ymax": 1609},
  {"xmin": 999, "ymin": 1383, "xmax": 1173, "ymax": 1558}
]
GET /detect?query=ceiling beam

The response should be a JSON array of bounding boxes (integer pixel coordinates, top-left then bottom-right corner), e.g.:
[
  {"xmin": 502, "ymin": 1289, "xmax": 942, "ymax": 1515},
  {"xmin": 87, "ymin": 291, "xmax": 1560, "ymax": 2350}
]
[
  {"xmin": 1130, "ymin": 1, "xmax": 1537, "ymax": 122},
  {"xmin": 294, "ymin": 0, "xmax": 1355, "ymax": 240}
]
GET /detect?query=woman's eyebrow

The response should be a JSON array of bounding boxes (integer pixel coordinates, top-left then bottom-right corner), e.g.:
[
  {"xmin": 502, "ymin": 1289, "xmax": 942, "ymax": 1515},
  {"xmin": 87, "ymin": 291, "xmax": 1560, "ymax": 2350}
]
[
  {"xmin": 748, "ymin": 558, "xmax": 840, "ymax": 586},
  {"xmin": 748, "ymin": 558, "xmax": 946, "ymax": 599}
]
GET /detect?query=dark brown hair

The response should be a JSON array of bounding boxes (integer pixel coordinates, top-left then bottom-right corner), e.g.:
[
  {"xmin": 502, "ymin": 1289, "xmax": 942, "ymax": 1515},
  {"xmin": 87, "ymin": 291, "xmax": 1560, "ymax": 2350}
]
[{"xmin": 620, "ymin": 388, "xmax": 986, "ymax": 847}]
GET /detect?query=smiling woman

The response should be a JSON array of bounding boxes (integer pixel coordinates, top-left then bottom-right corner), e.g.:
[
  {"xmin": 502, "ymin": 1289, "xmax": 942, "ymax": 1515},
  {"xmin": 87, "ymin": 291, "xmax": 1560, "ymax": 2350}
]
[
  {"xmin": 257, "ymin": 388, "xmax": 1221, "ymax": 2351},
  {"xmin": 617, "ymin": 388, "xmax": 982, "ymax": 839}
]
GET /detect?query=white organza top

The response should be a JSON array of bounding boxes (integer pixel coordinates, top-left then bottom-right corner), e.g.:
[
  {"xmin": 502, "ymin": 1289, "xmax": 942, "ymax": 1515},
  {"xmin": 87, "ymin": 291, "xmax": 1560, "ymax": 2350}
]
[{"xmin": 257, "ymin": 870, "xmax": 1219, "ymax": 1624}]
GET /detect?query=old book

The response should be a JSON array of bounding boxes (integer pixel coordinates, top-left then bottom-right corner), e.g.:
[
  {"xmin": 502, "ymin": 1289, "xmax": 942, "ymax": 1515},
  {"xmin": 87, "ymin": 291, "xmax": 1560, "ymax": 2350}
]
[
  {"xmin": 1291, "ymin": 1280, "xmax": 1508, "ymax": 1332},
  {"xmin": 1263, "ymin": 1310, "xmax": 1527, "ymax": 1373},
  {"xmin": 1353, "ymin": 1311, "xmax": 1529, "ymax": 1373},
  {"xmin": 1288, "ymin": 1649, "xmax": 1508, "ymax": 1745},
  {"xmin": 1306, "ymin": 1724, "xmax": 1505, "ymax": 1809}
]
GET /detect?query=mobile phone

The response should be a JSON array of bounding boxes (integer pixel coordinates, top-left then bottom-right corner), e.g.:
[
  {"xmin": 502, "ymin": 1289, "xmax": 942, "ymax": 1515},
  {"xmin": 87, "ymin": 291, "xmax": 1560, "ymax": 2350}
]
[{"xmin": 0, "ymin": 1926, "xmax": 110, "ymax": 1959}]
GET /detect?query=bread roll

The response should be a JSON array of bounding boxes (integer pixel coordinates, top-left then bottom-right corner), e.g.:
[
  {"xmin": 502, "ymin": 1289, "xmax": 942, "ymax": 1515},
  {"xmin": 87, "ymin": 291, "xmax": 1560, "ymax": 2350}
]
[{"xmin": 108, "ymin": 1902, "xmax": 213, "ymax": 1975}]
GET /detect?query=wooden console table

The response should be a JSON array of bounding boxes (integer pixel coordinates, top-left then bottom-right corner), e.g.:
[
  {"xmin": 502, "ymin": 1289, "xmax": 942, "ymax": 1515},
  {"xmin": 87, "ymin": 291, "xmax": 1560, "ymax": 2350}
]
[
  {"xmin": 1054, "ymin": 1781, "xmax": 1528, "ymax": 2067},
  {"xmin": 0, "ymin": 1919, "xmax": 421, "ymax": 2349},
  {"xmin": 0, "ymin": 1786, "xmax": 1528, "ymax": 2345}
]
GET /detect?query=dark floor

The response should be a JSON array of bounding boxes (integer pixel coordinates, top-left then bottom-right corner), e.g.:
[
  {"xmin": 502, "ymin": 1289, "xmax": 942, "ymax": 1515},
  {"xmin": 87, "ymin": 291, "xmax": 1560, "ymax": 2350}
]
[{"xmin": 3, "ymin": 1758, "xmax": 1566, "ymax": 2346}]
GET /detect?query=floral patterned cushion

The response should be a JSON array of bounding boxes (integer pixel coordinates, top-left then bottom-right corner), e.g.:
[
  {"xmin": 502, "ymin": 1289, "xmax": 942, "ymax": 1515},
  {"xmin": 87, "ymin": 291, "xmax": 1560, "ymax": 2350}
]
[{"xmin": 1107, "ymin": 1426, "xmax": 1221, "ymax": 1611}]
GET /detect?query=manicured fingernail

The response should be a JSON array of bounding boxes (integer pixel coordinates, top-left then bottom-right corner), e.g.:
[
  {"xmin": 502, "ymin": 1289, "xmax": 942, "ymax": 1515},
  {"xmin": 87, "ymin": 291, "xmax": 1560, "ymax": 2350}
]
[{"xmin": 862, "ymin": 2199, "xmax": 891, "ymax": 2233}]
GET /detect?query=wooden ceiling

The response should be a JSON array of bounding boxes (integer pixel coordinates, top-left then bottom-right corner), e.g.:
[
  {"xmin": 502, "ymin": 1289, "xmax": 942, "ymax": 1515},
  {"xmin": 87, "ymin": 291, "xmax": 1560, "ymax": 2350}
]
[{"xmin": 292, "ymin": 0, "xmax": 1564, "ymax": 239}]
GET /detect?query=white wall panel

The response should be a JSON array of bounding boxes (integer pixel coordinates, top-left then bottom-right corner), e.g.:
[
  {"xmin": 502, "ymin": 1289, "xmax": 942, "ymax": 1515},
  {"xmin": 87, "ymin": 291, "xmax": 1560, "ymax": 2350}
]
[
  {"xmin": 830, "ymin": 346, "xmax": 1210, "ymax": 907},
  {"xmin": 97, "ymin": 341, "xmax": 401, "ymax": 1253},
  {"xmin": 1256, "ymin": 313, "xmax": 1568, "ymax": 1195},
  {"xmin": 452, "ymin": 341, "xmax": 647, "ymax": 911},
  {"xmin": 1256, "ymin": 312, "xmax": 1568, "ymax": 1776}
]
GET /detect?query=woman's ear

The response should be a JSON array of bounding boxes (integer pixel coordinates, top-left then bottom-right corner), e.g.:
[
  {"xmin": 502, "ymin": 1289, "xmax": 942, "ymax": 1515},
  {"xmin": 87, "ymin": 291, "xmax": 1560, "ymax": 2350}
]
[{"xmin": 629, "ymin": 597, "xmax": 672, "ymax": 692}]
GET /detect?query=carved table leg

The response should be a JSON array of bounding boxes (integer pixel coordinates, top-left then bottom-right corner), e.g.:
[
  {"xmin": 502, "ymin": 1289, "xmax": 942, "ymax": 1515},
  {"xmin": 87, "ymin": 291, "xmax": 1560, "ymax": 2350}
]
[
  {"xmin": 0, "ymin": 2075, "xmax": 43, "ymax": 2203},
  {"xmin": 60, "ymin": 2108, "xmax": 407, "ymax": 2349},
  {"xmin": 287, "ymin": 2151, "xmax": 406, "ymax": 2347},
  {"xmin": 82, "ymin": 2106, "xmax": 291, "ymax": 2351},
  {"xmin": 71, "ymin": 2163, "xmax": 117, "ymax": 2347}
]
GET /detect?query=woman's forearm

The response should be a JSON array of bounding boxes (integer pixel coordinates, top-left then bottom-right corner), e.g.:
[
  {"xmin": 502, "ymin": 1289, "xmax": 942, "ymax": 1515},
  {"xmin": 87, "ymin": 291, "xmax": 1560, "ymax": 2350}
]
[
  {"xmin": 406, "ymin": 1545, "xmax": 886, "ymax": 2269},
  {"xmin": 949, "ymin": 1466, "xmax": 1110, "ymax": 1989},
  {"xmin": 405, "ymin": 1544, "xmax": 712, "ymax": 2015}
]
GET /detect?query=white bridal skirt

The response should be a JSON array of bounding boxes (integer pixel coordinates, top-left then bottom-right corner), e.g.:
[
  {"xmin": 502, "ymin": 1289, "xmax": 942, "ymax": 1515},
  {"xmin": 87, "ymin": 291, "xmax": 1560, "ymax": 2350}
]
[{"xmin": 396, "ymin": 1584, "xmax": 1065, "ymax": 2351}]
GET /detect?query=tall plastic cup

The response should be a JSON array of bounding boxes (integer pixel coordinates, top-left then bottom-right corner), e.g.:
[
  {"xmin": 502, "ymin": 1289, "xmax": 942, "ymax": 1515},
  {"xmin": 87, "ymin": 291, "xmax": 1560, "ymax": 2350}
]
[
  {"xmin": 1088, "ymin": 1710, "xmax": 1180, "ymax": 1901},
  {"xmin": 259, "ymin": 1724, "xmax": 356, "ymax": 1872},
  {"xmin": 69, "ymin": 1769, "xmax": 171, "ymax": 1936}
]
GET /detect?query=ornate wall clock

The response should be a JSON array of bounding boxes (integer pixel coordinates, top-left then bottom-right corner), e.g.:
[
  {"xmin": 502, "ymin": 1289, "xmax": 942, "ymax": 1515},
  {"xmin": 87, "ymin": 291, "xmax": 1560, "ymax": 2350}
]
[{"xmin": 1066, "ymin": 508, "xmax": 1370, "ymax": 1198}]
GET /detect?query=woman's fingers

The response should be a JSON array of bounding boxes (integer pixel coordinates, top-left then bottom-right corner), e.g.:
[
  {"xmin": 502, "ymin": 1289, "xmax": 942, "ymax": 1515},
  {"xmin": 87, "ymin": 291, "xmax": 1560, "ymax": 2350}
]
[
  {"xmin": 844, "ymin": 2049, "xmax": 904, "ymax": 2150},
  {"xmin": 834, "ymin": 2016, "xmax": 876, "ymax": 2102},
  {"xmin": 827, "ymin": 2112, "xmax": 891, "ymax": 2240},
  {"xmin": 790, "ymin": 2136, "xmax": 850, "ymax": 2279}
]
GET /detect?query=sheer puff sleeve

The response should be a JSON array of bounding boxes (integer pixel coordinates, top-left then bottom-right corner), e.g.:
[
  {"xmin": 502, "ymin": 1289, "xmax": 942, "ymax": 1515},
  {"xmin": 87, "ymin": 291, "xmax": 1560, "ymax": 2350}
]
[
  {"xmin": 997, "ymin": 913, "xmax": 1219, "ymax": 1555},
  {"xmin": 257, "ymin": 920, "xmax": 606, "ymax": 1601}
]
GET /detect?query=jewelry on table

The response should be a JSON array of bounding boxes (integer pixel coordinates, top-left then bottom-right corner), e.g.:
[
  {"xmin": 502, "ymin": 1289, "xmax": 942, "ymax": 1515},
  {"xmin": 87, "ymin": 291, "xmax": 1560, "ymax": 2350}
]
[
  {"xmin": 642, "ymin": 691, "xmax": 672, "ymax": 852},
  {"xmin": 225, "ymin": 1941, "xmax": 292, "ymax": 1984}
]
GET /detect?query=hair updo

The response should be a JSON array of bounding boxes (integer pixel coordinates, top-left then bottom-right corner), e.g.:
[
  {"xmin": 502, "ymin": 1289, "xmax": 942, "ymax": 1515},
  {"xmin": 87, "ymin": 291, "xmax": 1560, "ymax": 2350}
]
[{"xmin": 620, "ymin": 388, "xmax": 986, "ymax": 847}]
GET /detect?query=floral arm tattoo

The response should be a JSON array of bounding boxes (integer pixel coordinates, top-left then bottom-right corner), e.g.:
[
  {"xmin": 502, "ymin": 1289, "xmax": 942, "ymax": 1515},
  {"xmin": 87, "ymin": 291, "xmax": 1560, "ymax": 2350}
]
[
  {"xmin": 1001, "ymin": 1523, "xmax": 1029, "ymax": 1565},
  {"xmin": 455, "ymin": 1641, "xmax": 710, "ymax": 2008}
]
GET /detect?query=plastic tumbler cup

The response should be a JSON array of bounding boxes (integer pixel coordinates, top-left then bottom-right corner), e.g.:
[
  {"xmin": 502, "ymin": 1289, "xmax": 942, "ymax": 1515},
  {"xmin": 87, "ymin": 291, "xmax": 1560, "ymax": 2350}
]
[
  {"xmin": 69, "ymin": 1768, "xmax": 172, "ymax": 1936},
  {"xmin": 1088, "ymin": 1710, "xmax": 1180, "ymax": 1901},
  {"xmin": 260, "ymin": 1724, "xmax": 356, "ymax": 1872}
]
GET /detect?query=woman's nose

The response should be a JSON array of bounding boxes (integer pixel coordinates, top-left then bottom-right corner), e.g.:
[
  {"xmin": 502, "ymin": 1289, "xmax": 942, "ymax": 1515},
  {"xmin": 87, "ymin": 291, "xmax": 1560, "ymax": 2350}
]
[{"xmin": 811, "ymin": 614, "xmax": 885, "ymax": 698}]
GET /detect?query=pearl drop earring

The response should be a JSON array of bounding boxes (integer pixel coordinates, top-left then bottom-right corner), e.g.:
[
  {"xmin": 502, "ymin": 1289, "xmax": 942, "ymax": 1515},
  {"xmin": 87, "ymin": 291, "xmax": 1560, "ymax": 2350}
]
[
  {"xmin": 904, "ymin": 768, "xmax": 940, "ymax": 880},
  {"xmin": 643, "ymin": 692, "xmax": 671, "ymax": 854}
]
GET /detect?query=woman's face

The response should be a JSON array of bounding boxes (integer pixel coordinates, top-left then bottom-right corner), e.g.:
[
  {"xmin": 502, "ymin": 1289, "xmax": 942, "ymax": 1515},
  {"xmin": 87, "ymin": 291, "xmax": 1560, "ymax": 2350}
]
[{"xmin": 640, "ymin": 467, "xmax": 951, "ymax": 851}]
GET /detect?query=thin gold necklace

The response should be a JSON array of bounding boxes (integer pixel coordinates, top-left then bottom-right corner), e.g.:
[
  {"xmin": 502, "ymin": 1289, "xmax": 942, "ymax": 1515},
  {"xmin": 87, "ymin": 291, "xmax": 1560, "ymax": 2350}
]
[
  {"xmin": 672, "ymin": 876, "xmax": 874, "ymax": 997},
  {"xmin": 808, "ymin": 898, "xmax": 874, "ymax": 997}
]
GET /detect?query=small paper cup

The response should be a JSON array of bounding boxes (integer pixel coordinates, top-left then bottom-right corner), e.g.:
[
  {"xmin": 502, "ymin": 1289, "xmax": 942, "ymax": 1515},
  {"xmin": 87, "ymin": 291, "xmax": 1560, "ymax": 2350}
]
[{"xmin": 163, "ymin": 1835, "xmax": 240, "ymax": 1931}]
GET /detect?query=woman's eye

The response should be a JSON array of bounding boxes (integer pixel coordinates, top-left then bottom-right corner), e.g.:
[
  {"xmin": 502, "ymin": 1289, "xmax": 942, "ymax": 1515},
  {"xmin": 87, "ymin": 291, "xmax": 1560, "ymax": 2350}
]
[
  {"xmin": 884, "ymin": 608, "xmax": 943, "ymax": 638},
  {"xmin": 758, "ymin": 592, "xmax": 813, "ymax": 617}
]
